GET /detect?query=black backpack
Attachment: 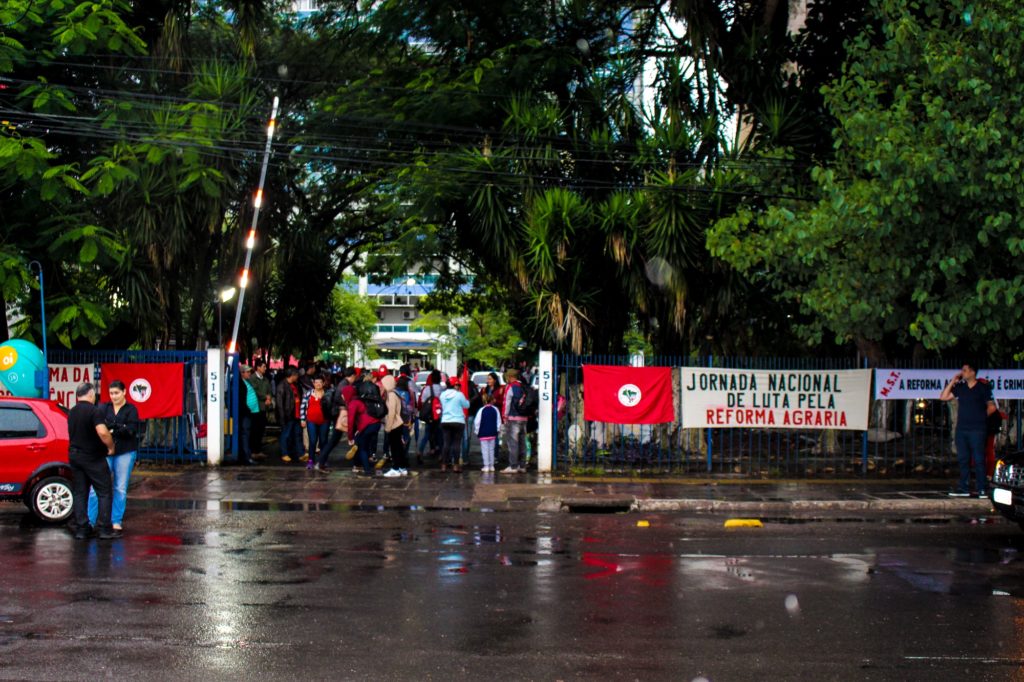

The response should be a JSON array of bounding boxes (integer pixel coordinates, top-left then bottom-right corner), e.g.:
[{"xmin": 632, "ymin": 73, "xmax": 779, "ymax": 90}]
[
  {"xmin": 518, "ymin": 384, "xmax": 539, "ymax": 417},
  {"xmin": 418, "ymin": 385, "xmax": 442, "ymax": 422},
  {"xmin": 328, "ymin": 384, "xmax": 346, "ymax": 420},
  {"xmin": 357, "ymin": 381, "xmax": 387, "ymax": 420}
]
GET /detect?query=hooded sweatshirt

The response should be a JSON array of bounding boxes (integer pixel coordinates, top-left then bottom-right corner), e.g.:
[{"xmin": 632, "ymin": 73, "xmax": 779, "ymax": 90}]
[{"xmin": 380, "ymin": 375, "xmax": 404, "ymax": 433}]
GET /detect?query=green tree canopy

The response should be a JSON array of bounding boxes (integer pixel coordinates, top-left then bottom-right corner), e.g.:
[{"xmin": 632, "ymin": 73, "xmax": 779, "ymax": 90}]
[{"xmin": 710, "ymin": 0, "xmax": 1024, "ymax": 363}]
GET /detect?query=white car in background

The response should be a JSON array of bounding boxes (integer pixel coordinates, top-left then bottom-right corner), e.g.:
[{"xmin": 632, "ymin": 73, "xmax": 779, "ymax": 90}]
[
  {"xmin": 470, "ymin": 371, "xmax": 503, "ymax": 391},
  {"xmin": 415, "ymin": 370, "xmax": 447, "ymax": 386}
]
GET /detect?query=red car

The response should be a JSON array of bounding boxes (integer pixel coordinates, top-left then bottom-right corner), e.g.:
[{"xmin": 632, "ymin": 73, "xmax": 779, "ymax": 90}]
[{"xmin": 0, "ymin": 397, "xmax": 73, "ymax": 523}]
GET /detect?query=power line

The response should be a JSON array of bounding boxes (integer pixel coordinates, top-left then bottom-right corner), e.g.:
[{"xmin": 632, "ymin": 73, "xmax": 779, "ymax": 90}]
[
  {"xmin": 1, "ymin": 104, "xmax": 816, "ymax": 200},
  {"xmin": 0, "ymin": 1, "xmax": 34, "ymax": 28},
  {"xmin": 0, "ymin": 92, "xmax": 813, "ymax": 176}
]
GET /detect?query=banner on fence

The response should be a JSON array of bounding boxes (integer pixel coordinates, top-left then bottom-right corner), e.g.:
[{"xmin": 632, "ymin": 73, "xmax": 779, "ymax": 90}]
[
  {"xmin": 48, "ymin": 364, "xmax": 95, "ymax": 408},
  {"xmin": 0, "ymin": 363, "xmax": 94, "ymax": 408},
  {"xmin": 583, "ymin": 365, "xmax": 676, "ymax": 424},
  {"xmin": 681, "ymin": 368, "xmax": 871, "ymax": 430},
  {"xmin": 101, "ymin": 363, "xmax": 184, "ymax": 418},
  {"xmin": 875, "ymin": 368, "xmax": 1024, "ymax": 400}
]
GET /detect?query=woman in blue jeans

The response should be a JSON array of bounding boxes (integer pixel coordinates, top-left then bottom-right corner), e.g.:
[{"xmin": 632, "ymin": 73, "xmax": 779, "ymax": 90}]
[{"xmin": 88, "ymin": 380, "xmax": 143, "ymax": 531}]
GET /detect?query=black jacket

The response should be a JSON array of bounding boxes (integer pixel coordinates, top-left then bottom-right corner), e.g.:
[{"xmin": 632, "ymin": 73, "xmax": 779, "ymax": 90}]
[
  {"xmin": 102, "ymin": 402, "xmax": 142, "ymax": 454},
  {"xmin": 275, "ymin": 380, "xmax": 297, "ymax": 423}
]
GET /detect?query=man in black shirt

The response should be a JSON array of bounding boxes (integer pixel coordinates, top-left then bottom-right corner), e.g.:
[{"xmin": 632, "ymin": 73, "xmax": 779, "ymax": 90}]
[
  {"xmin": 941, "ymin": 363, "xmax": 996, "ymax": 498},
  {"xmin": 68, "ymin": 383, "xmax": 118, "ymax": 539}
]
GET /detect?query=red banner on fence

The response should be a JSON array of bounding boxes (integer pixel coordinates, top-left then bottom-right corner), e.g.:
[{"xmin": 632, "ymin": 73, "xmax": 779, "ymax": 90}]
[
  {"xmin": 101, "ymin": 363, "xmax": 184, "ymax": 419},
  {"xmin": 583, "ymin": 365, "xmax": 675, "ymax": 424}
]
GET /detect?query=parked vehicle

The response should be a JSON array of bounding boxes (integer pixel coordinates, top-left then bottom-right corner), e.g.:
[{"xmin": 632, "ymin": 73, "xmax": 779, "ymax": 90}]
[
  {"xmin": 991, "ymin": 452, "xmax": 1024, "ymax": 529},
  {"xmin": 415, "ymin": 370, "xmax": 448, "ymax": 386},
  {"xmin": 0, "ymin": 397, "xmax": 73, "ymax": 523},
  {"xmin": 470, "ymin": 371, "xmax": 503, "ymax": 391}
]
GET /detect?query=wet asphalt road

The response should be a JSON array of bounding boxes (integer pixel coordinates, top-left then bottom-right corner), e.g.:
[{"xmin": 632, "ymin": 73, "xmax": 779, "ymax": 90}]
[{"xmin": 2, "ymin": 506, "xmax": 1024, "ymax": 681}]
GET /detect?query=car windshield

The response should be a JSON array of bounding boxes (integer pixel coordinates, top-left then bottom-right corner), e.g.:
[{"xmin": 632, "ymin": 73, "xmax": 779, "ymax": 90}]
[{"xmin": 416, "ymin": 371, "xmax": 447, "ymax": 385}]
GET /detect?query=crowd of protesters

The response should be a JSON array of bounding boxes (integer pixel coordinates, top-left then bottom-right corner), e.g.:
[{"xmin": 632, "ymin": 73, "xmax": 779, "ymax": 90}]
[{"xmin": 238, "ymin": 361, "xmax": 539, "ymax": 476}]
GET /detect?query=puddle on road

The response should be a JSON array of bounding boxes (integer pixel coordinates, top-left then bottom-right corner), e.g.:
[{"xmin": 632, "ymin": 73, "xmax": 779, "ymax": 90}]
[{"xmin": 131, "ymin": 499, "xmax": 504, "ymax": 514}]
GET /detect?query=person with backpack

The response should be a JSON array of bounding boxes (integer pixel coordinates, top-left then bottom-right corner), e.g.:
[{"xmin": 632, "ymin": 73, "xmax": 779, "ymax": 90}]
[
  {"xmin": 301, "ymin": 374, "xmax": 332, "ymax": 471},
  {"xmin": 418, "ymin": 369, "xmax": 444, "ymax": 462},
  {"xmin": 440, "ymin": 375, "xmax": 471, "ymax": 472},
  {"xmin": 395, "ymin": 375, "xmax": 416, "ymax": 451},
  {"xmin": 399, "ymin": 364, "xmax": 421, "ymax": 452},
  {"xmin": 474, "ymin": 392, "xmax": 502, "ymax": 473},
  {"xmin": 314, "ymin": 368, "xmax": 355, "ymax": 469},
  {"xmin": 380, "ymin": 375, "xmax": 410, "ymax": 477},
  {"xmin": 501, "ymin": 369, "xmax": 530, "ymax": 473},
  {"xmin": 347, "ymin": 376, "xmax": 385, "ymax": 475}
]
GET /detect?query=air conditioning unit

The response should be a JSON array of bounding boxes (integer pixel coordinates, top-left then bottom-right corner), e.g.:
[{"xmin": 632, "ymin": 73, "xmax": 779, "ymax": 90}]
[{"xmin": 402, "ymin": 310, "xmax": 417, "ymax": 320}]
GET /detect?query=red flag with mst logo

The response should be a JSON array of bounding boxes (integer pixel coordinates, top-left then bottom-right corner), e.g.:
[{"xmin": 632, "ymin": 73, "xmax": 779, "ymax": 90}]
[
  {"xmin": 582, "ymin": 365, "xmax": 675, "ymax": 424},
  {"xmin": 100, "ymin": 363, "xmax": 184, "ymax": 419}
]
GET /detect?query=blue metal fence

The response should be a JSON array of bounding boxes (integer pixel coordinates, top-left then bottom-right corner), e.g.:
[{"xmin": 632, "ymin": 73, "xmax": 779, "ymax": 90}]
[
  {"xmin": 553, "ymin": 355, "xmax": 1022, "ymax": 478},
  {"xmin": 48, "ymin": 350, "xmax": 211, "ymax": 464}
]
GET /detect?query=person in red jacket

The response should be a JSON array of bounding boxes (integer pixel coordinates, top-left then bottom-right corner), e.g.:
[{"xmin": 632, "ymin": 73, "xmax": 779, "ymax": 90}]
[{"xmin": 347, "ymin": 380, "xmax": 382, "ymax": 476}]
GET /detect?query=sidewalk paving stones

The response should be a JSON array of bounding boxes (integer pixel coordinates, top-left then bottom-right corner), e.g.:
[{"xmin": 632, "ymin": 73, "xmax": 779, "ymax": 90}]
[{"xmin": 122, "ymin": 465, "xmax": 996, "ymax": 515}]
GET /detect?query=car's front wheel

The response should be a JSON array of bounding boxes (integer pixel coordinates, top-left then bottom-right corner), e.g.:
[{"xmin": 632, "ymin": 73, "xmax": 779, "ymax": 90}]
[{"xmin": 27, "ymin": 477, "xmax": 74, "ymax": 524}]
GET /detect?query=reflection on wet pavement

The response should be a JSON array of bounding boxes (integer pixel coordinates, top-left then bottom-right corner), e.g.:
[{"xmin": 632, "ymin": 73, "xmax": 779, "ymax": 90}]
[{"xmin": 2, "ymin": 510, "xmax": 1024, "ymax": 679}]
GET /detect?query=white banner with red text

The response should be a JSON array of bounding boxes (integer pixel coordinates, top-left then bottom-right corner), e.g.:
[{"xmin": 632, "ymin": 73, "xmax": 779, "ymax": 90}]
[
  {"xmin": 0, "ymin": 363, "xmax": 94, "ymax": 408},
  {"xmin": 681, "ymin": 368, "xmax": 872, "ymax": 430},
  {"xmin": 874, "ymin": 368, "xmax": 1024, "ymax": 400}
]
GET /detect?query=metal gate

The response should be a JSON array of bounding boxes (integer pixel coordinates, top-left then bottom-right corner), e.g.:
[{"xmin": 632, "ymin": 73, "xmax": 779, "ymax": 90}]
[
  {"xmin": 553, "ymin": 355, "xmax": 1022, "ymax": 477},
  {"xmin": 48, "ymin": 349, "xmax": 211, "ymax": 464}
]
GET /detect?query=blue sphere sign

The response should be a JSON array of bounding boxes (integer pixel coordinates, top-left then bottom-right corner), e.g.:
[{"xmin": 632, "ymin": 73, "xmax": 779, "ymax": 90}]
[{"xmin": 0, "ymin": 339, "xmax": 46, "ymax": 398}]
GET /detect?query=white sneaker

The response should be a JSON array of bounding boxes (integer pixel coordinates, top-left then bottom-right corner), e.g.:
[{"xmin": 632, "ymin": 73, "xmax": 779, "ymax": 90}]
[
  {"xmin": 399, "ymin": 468, "xmax": 409, "ymax": 476},
  {"xmin": 500, "ymin": 466, "xmax": 516, "ymax": 474},
  {"xmin": 383, "ymin": 469, "xmax": 402, "ymax": 478}
]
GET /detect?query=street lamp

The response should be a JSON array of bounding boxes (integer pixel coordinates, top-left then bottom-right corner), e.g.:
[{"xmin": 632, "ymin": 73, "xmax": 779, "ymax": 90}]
[
  {"xmin": 28, "ymin": 261, "xmax": 48, "ymax": 397},
  {"xmin": 217, "ymin": 287, "xmax": 236, "ymax": 347}
]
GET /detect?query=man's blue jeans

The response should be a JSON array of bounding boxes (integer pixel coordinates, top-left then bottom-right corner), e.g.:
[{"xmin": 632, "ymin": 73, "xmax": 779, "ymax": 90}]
[
  {"xmin": 418, "ymin": 421, "xmax": 440, "ymax": 455},
  {"xmin": 239, "ymin": 414, "xmax": 252, "ymax": 464},
  {"xmin": 280, "ymin": 420, "xmax": 301, "ymax": 457},
  {"xmin": 955, "ymin": 429, "xmax": 988, "ymax": 494},
  {"xmin": 87, "ymin": 451, "xmax": 137, "ymax": 526}
]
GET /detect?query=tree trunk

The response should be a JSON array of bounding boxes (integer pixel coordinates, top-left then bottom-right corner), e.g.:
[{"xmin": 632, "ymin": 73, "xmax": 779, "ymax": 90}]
[{"xmin": 854, "ymin": 336, "xmax": 886, "ymax": 368}]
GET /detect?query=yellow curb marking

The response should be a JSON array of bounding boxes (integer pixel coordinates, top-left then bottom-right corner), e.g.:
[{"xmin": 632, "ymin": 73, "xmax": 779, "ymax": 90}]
[{"xmin": 724, "ymin": 518, "xmax": 763, "ymax": 528}]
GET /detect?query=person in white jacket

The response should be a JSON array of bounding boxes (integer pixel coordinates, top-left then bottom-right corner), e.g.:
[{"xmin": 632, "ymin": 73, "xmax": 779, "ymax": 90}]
[{"xmin": 474, "ymin": 393, "xmax": 503, "ymax": 472}]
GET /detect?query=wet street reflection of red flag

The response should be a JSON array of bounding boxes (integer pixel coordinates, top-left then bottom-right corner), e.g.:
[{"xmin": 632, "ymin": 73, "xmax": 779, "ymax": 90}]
[{"xmin": 583, "ymin": 365, "xmax": 675, "ymax": 424}]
